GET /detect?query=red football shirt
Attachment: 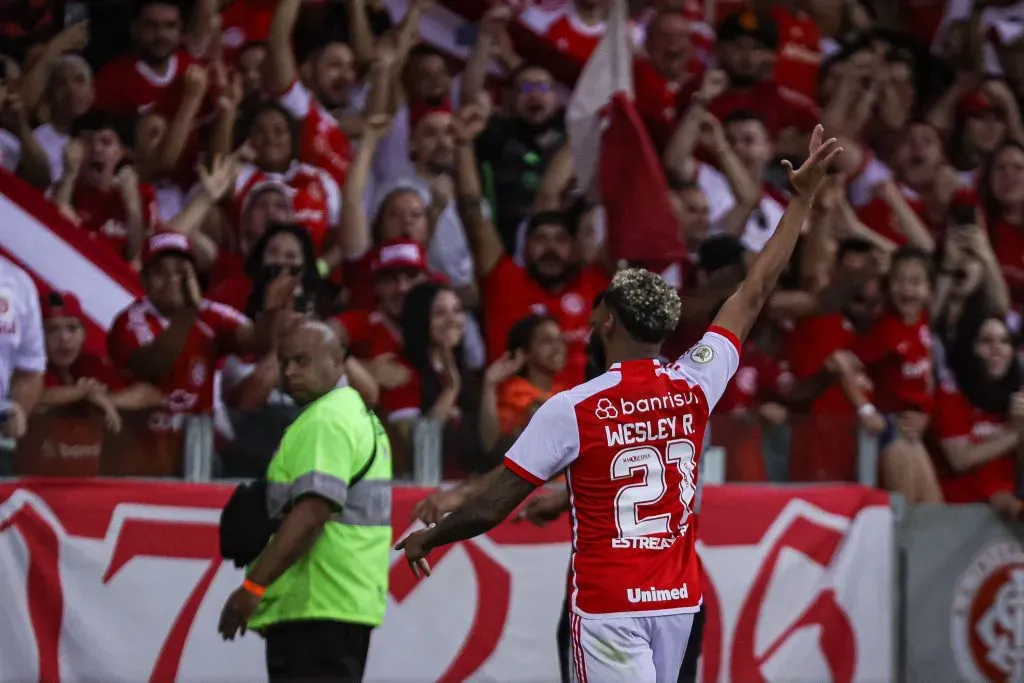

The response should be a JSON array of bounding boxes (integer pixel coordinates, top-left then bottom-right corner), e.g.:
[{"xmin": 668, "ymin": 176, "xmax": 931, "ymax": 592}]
[
  {"xmin": 770, "ymin": 6, "xmax": 821, "ymax": 102},
  {"xmin": 94, "ymin": 50, "xmax": 198, "ymax": 117},
  {"xmin": 850, "ymin": 309, "xmax": 934, "ymax": 414},
  {"xmin": 219, "ymin": 0, "xmax": 275, "ymax": 64},
  {"xmin": 932, "ymin": 380, "xmax": 1016, "ymax": 504},
  {"xmin": 716, "ymin": 342, "xmax": 789, "ymax": 414},
  {"xmin": 632, "ymin": 57, "xmax": 703, "ymax": 152},
  {"xmin": 709, "ymin": 81, "xmax": 818, "ymax": 139},
  {"xmin": 277, "ymin": 79, "xmax": 354, "ymax": 188},
  {"xmin": 504, "ymin": 327, "xmax": 740, "ymax": 616},
  {"xmin": 787, "ymin": 312, "xmax": 861, "ymax": 414},
  {"xmin": 232, "ymin": 162, "xmax": 341, "ymax": 253},
  {"xmin": 108, "ymin": 297, "xmax": 249, "ymax": 416},
  {"xmin": 377, "ymin": 357, "xmax": 423, "ymax": 419},
  {"xmin": 545, "ymin": 13, "xmax": 603, "ymax": 65},
  {"xmin": 334, "ymin": 309, "xmax": 403, "ymax": 361},
  {"xmin": 72, "ymin": 180, "xmax": 159, "ymax": 259},
  {"xmin": 482, "ymin": 256, "xmax": 609, "ymax": 386},
  {"xmin": 207, "ymin": 273, "xmax": 253, "ymax": 314}
]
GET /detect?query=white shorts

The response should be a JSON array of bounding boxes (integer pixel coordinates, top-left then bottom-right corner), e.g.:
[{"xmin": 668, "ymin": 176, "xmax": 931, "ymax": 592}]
[{"xmin": 569, "ymin": 611, "xmax": 695, "ymax": 683}]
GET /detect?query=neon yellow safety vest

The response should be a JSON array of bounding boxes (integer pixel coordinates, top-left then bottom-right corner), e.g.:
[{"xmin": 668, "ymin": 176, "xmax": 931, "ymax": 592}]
[{"xmin": 248, "ymin": 386, "xmax": 392, "ymax": 629}]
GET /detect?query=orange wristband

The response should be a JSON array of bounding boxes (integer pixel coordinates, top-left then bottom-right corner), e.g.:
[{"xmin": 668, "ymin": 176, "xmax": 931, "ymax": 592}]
[{"xmin": 242, "ymin": 578, "xmax": 266, "ymax": 598}]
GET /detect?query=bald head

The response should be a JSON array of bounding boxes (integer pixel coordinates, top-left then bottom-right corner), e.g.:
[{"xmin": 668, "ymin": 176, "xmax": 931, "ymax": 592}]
[{"xmin": 279, "ymin": 319, "xmax": 347, "ymax": 405}]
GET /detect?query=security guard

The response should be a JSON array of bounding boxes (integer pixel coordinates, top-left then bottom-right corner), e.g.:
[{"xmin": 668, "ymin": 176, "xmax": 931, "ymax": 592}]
[{"xmin": 218, "ymin": 320, "xmax": 392, "ymax": 682}]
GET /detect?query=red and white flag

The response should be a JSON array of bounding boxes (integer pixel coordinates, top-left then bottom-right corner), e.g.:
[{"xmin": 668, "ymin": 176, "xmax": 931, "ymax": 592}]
[
  {"xmin": 565, "ymin": 0, "xmax": 686, "ymax": 263},
  {"xmin": 0, "ymin": 170, "xmax": 140, "ymax": 356}
]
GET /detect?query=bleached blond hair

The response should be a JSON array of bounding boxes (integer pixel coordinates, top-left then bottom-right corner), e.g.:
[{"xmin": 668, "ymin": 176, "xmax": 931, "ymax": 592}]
[{"xmin": 605, "ymin": 268, "xmax": 681, "ymax": 343}]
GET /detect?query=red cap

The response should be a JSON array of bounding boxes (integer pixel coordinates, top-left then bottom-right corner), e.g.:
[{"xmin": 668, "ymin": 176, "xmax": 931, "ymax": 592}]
[
  {"xmin": 409, "ymin": 99, "xmax": 453, "ymax": 130},
  {"xmin": 371, "ymin": 239, "xmax": 428, "ymax": 275},
  {"xmin": 41, "ymin": 291, "xmax": 85, "ymax": 322},
  {"xmin": 142, "ymin": 232, "xmax": 193, "ymax": 267},
  {"xmin": 960, "ymin": 90, "xmax": 1002, "ymax": 117}
]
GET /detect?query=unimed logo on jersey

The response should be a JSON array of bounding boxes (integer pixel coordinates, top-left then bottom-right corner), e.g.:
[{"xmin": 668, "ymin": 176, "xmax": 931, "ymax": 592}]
[
  {"xmin": 627, "ymin": 583, "xmax": 689, "ymax": 604},
  {"xmin": 951, "ymin": 541, "xmax": 1024, "ymax": 682}
]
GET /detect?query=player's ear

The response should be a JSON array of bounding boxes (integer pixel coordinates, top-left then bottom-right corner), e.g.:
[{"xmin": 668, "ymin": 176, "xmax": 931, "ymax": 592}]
[{"xmin": 601, "ymin": 310, "xmax": 616, "ymax": 337}]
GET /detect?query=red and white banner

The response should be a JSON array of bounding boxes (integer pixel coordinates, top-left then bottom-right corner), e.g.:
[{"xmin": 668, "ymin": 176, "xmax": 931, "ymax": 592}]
[
  {"xmin": 0, "ymin": 479, "xmax": 893, "ymax": 682},
  {"xmin": 0, "ymin": 170, "xmax": 140, "ymax": 356}
]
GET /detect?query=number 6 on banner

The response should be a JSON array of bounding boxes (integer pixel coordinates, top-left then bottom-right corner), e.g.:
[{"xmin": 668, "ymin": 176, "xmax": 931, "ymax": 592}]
[{"xmin": 611, "ymin": 439, "xmax": 697, "ymax": 538}]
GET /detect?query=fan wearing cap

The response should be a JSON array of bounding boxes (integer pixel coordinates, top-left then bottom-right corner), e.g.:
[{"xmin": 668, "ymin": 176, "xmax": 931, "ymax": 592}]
[
  {"xmin": 453, "ymin": 107, "xmax": 609, "ymax": 386},
  {"xmin": 334, "ymin": 239, "xmax": 430, "ymax": 365},
  {"xmin": 949, "ymin": 81, "xmax": 1024, "ymax": 182},
  {"xmin": 264, "ymin": 0, "xmax": 357, "ymax": 188},
  {"xmin": 708, "ymin": 10, "xmax": 818, "ymax": 141},
  {"xmin": 107, "ymin": 233, "xmax": 296, "ymax": 431},
  {"xmin": 232, "ymin": 102, "xmax": 341, "ymax": 258},
  {"xmin": 369, "ymin": 101, "xmax": 476, "ymax": 298},
  {"xmin": 37, "ymin": 291, "xmax": 163, "ymax": 436},
  {"xmin": 52, "ymin": 110, "xmax": 158, "ymax": 265},
  {"xmin": 210, "ymin": 182, "xmax": 295, "ymax": 290}
]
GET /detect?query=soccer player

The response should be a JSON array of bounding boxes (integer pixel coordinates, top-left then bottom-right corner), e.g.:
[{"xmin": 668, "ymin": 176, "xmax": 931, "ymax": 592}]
[{"xmin": 397, "ymin": 125, "xmax": 842, "ymax": 681}]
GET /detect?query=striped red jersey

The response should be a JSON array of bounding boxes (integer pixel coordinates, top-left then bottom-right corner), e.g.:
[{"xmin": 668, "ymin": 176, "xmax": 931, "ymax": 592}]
[{"xmin": 504, "ymin": 326, "xmax": 741, "ymax": 617}]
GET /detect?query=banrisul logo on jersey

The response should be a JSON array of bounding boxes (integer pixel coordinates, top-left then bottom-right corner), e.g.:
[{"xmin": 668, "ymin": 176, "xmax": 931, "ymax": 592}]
[
  {"xmin": 951, "ymin": 541, "xmax": 1024, "ymax": 682},
  {"xmin": 594, "ymin": 393, "xmax": 700, "ymax": 422}
]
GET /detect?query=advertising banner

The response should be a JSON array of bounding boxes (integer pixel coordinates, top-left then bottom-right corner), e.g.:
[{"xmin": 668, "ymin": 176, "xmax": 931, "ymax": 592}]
[
  {"xmin": 903, "ymin": 504, "xmax": 1024, "ymax": 683},
  {"xmin": 0, "ymin": 479, "xmax": 893, "ymax": 682}
]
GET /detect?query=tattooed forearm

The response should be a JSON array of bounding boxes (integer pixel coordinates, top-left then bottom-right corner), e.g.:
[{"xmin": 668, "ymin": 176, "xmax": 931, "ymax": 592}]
[{"xmin": 426, "ymin": 468, "xmax": 537, "ymax": 550}]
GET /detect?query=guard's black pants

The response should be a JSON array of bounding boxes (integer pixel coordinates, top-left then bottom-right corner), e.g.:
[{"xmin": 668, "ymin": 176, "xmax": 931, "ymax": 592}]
[
  {"xmin": 556, "ymin": 596, "xmax": 706, "ymax": 683},
  {"xmin": 265, "ymin": 619, "xmax": 373, "ymax": 682}
]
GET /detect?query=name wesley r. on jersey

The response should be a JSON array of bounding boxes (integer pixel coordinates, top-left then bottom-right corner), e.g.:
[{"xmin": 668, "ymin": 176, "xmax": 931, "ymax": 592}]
[{"xmin": 605, "ymin": 414, "xmax": 694, "ymax": 447}]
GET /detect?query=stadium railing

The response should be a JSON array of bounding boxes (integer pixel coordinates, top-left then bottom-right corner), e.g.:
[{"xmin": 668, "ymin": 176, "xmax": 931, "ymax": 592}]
[{"xmin": 3, "ymin": 408, "xmax": 880, "ymax": 487}]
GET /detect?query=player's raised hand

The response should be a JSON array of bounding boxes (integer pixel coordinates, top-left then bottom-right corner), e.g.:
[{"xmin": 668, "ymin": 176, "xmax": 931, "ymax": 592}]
[
  {"xmin": 781, "ymin": 124, "xmax": 843, "ymax": 198},
  {"xmin": 395, "ymin": 529, "xmax": 433, "ymax": 578}
]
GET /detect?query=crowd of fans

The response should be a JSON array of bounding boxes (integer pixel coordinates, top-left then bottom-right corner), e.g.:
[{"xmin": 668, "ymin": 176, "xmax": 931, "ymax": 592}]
[{"xmin": 4, "ymin": 0, "xmax": 1024, "ymax": 517}]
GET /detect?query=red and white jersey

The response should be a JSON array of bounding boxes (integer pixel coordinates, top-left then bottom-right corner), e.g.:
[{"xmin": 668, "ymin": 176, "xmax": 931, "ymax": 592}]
[
  {"xmin": 233, "ymin": 161, "xmax": 341, "ymax": 252},
  {"xmin": 504, "ymin": 326, "xmax": 741, "ymax": 618},
  {"xmin": 108, "ymin": 297, "xmax": 249, "ymax": 417},
  {"xmin": 278, "ymin": 80, "xmax": 354, "ymax": 187}
]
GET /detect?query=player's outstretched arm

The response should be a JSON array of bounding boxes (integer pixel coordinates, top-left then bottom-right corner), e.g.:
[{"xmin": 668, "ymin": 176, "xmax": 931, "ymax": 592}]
[
  {"xmin": 398, "ymin": 393, "xmax": 577, "ymax": 577},
  {"xmin": 711, "ymin": 125, "xmax": 844, "ymax": 344},
  {"xmin": 397, "ymin": 468, "xmax": 537, "ymax": 577}
]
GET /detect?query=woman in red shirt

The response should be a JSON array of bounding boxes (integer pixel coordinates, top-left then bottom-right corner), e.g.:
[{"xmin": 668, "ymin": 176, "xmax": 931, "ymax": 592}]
[
  {"xmin": 932, "ymin": 315, "xmax": 1024, "ymax": 520},
  {"xmin": 843, "ymin": 247, "xmax": 943, "ymax": 503}
]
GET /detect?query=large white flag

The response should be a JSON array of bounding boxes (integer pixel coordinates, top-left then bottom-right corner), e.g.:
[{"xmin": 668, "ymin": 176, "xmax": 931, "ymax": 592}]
[{"xmin": 565, "ymin": 0, "xmax": 632, "ymax": 195}]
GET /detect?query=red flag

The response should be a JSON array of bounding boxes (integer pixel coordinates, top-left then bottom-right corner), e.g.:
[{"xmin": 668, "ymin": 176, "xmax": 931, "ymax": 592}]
[{"xmin": 599, "ymin": 96, "xmax": 688, "ymax": 262}]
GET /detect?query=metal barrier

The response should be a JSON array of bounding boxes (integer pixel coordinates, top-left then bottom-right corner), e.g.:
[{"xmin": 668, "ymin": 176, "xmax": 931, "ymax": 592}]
[{"xmin": 4, "ymin": 408, "xmax": 883, "ymax": 486}]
